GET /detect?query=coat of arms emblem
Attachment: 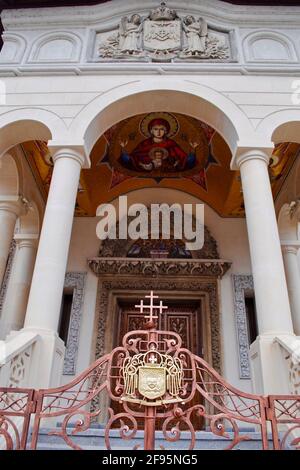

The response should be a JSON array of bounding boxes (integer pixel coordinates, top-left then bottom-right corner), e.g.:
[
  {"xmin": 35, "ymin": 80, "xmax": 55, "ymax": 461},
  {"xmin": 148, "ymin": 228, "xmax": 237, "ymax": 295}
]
[
  {"xmin": 143, "ymin": 20, "xmax": 181, "ymax": 52},
  {"xmin": 143, "ymin": 4, "xmax": 181, "ymax": 53},
  {"xmin": 138, "ymin": 365, "xmax": 166, "ymax": 400},
  {"xmin": 98, "ymin": 2, "xmax": 230, "ymax": 62},
  {"xmin": 122, "ymin": 349, "xmax": 183, "ymax": 406}
]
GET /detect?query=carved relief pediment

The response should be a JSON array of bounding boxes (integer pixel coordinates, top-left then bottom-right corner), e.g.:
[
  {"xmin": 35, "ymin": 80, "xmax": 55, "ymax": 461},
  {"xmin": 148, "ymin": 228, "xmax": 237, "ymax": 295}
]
[
  {"xmin": 88, "ymin": 217, "xmax": 231, "ymax": 278},
  {"xmin": 98, "ymin": 2, "xmax": 231, "ymax": 62},
  {"xmin": 97, "ymin": 222, "xmax": 219, "ymax": 260}
]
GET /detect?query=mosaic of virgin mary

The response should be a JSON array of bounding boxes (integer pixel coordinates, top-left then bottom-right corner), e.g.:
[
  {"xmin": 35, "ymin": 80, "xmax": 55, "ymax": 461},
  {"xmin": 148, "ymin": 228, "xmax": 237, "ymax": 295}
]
[
  {"xmin": 105, "ymin": 112, "xmax": 210, "ymax": 178},
  {"xmin": 118, "ymin": 113, "xmax": 200, "ymax": 174}
]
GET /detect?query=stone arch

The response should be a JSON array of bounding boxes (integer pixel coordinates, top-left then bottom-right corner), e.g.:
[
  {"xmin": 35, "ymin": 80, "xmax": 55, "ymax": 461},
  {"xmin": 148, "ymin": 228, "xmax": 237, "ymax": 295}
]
[
  {"xmin": 243, "ymin": 30, "xmax": 297, "ymax": 62},
  {"xmin": 0, "ymin": 153, "xmax": 19, "ymax": 197},
  {"xmin": 28, "ymin": 31, "xmax": 82, "ymax": 63},
  {"xmin": 257, "ymin": 110, "xmax": 300, "ymax": 145},
  {"xmin": 0, "ymin": 109, "xmax": 68, "ymax": 156},
  {"xmin": 71, "ymin": 80, "xmax": 254, "ymax": 157},
  {"xmin": 0, "ymin": 32, "xmax": 27, "ymax": 64}
]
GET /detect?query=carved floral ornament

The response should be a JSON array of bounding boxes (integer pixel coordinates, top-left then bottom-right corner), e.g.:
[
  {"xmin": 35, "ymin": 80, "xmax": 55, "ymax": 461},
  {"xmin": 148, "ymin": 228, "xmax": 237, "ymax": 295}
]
[
  {"xmin": 88, "ymin": 219, "xmax": 231, "ymax": 278},
  {"xmin": 98, "ymin": 2, "xmax": 230, "ymax": 62}
]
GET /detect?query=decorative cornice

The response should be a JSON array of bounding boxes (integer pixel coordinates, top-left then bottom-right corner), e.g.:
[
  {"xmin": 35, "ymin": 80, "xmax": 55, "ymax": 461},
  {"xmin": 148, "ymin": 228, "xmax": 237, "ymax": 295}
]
[
  {"xmin": 3, "ymin": 0, "xmax": 300, "ymax": 29},
  {"xmin": 88, "ymin": 257, "xmax": 231, "ymax": 278}
]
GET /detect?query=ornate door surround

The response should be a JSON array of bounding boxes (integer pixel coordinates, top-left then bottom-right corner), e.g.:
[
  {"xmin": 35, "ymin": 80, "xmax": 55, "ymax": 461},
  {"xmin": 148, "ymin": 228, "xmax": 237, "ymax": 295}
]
[
  {"xmin": 89, "ymin": 224, "xmax": 230, "ymax": 376},
  {"xmin": 93, "ymin": 279, "xmax": 223, "ymax": 373}
]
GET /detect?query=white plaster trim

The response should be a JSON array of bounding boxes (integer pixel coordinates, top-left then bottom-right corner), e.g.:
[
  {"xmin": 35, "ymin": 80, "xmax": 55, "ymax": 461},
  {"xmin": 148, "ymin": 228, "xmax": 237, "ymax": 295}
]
[
  {"xmin": 243, "ymin": 30, "xmax": 298, "ymax": 64},
  {"xmin": 0, "ymin": 33, "xmax": 27, "ymax": 65},
  {"xmin": 27, "ymin": 31, "xmax": 83, "ymax": 64},
  {"xmin": 2, "ymin": 62, "xmax": 300, "ymax": 77}
]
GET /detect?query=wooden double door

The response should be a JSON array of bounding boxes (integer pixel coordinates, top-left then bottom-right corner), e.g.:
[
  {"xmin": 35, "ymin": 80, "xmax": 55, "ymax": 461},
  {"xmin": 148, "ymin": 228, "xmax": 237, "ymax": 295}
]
[{"xmin": 118, "ymin": 300, "xmax": 203, "ymax": 358}]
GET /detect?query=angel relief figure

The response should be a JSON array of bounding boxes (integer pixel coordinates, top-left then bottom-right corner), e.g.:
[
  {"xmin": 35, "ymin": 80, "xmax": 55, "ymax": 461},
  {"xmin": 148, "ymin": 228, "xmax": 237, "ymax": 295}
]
[
  {"xmin": 119, "ymin": 15, "xmax": 143, "ymax": 55},
  {"xmin": 99, "ymin": 14, "xmax": 143, "ymax": 57},
  {"xmin": 183, "ymin": 16, "xmax": 208, "ymax": 55}
]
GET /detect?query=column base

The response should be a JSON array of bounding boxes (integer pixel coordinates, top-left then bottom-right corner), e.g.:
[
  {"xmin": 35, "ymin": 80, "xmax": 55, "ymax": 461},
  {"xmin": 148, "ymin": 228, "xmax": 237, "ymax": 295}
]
[
  {"xmin": 250, "ymin": 333, "xmax": 295, "ymax": 395},
  {"xmin": 22, "ymin": 327, "xmax": 65, "ymax": 389}
]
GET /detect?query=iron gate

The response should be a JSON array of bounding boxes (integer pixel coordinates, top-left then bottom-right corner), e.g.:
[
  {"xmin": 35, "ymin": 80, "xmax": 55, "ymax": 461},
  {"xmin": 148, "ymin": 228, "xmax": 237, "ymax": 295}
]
[{"xmin": 0, "ymin": 292, "xmax": 299, "ymax": 450}]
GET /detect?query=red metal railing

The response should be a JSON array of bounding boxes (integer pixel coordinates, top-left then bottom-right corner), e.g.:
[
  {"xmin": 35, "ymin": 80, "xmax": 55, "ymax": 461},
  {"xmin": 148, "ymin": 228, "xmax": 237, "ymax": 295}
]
[
  {"xmin": 0, "ymin": 330, "xmax": 299, "ymax": 450},
  {"xmin": 0, "ymin": 292, "xmax": 299, "ymax": 450}
]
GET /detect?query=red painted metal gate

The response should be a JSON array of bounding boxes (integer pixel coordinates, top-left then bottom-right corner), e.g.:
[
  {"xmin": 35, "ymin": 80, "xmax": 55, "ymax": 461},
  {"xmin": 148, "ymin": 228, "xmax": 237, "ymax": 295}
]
[{"xmin": 0, "ymin": 292, "xmax": 299, "ymax": 450}]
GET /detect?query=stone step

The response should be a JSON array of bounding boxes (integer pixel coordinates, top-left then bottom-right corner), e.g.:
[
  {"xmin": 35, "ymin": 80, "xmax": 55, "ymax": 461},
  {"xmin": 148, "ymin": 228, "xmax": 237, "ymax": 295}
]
[{"xmin": 30, "ymin": 427, "xmax": 273, "ymax": 450}]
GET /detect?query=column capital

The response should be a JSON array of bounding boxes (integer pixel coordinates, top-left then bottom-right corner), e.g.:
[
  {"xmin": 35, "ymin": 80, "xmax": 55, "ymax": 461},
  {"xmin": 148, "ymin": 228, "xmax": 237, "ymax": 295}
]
[
  {"xmin": 14, "ymin": 236, "xmax": 39, "ymax": 250},
  {"xmin": 50, "ymin": 146, "xmax": 86, "ymax": 167},
  {"xmin": 231, "ymin": 148, "xmax": 273, "ymax": 170},
  {"xmin": 281, "ymin": 244, "xmax": 300, "ymax": 255},
  {"xmin": 0, "ymin": 197, "xmax": 27, "ymax": 218}
]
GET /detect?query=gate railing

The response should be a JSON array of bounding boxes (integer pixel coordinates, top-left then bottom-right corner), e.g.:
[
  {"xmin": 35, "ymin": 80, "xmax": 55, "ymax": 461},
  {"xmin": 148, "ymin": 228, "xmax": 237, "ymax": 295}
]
[{"xmin": 0, "ymin": 292, "xmax": 299, "ymax": 451}]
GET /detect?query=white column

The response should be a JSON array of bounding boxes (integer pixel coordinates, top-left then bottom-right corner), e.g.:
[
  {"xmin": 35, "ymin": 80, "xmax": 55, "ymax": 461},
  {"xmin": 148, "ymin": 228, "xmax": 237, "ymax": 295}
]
[
  {"xmin": 22, "ymin": 148, "xmax": 85, "ymax": 388},
  {"xmin": 25, "ymin": 148, "xmax": 84, "ymax": 331},
  {"xmin": 0, "ymin": 200, "xmax": 23, "ymax": 287},
  {"xmin": 237, "ymin": 150, "xmax": 294, "ymax": 395},
  {"xmin": 282, "ymin": 245, "xmax": 300, "ymax": 336},
  {"xmin": 237, "ymin": 150, "xmax": 294, "ymax": 335},
  {"xmin": 0, "ymin": 237, "xmax": 38, "ymax": 339}
]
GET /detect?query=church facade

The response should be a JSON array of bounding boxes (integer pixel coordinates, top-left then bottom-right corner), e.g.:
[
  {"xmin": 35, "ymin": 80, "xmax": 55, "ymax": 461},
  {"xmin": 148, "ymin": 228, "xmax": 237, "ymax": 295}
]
[{"xmin": 0, "ymin": 0, "xmax": 299, "ymax": 449}]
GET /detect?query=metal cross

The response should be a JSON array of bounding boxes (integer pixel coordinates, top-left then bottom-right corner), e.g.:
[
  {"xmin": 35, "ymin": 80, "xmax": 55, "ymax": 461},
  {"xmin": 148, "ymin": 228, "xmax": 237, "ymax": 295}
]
[
  {"xmin": 149, "ymin": 354, "xmax": 157, "ymax": 364},
  {"xmin": 135, "ymin": 291, "xmax": 168, "ymax": 324}
]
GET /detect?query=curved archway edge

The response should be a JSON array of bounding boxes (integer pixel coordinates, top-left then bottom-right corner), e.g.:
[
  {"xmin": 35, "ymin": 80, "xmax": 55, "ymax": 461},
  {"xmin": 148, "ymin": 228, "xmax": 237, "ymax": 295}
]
[{"xmin": 1, "ymin": 82, "xmax": 299, "ymax": 160}]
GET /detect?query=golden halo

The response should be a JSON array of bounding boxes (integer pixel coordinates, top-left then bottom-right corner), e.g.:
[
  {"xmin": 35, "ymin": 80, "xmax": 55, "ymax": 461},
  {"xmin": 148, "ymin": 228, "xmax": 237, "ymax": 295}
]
[{"xmin": 140, "ymin": 112, "xmax": 179, "ymax": 138}]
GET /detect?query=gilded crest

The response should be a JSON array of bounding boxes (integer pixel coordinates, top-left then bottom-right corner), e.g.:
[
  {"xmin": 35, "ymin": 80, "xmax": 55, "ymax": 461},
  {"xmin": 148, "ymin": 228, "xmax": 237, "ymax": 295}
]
[
  {"xmin": 138, "ymin": 366, "xmax": 166, "ymax": 400},
  {"xmin": 122, "ymin": 349, "xmax": 183, "ymax": 406},
  {"xmin": 143, "ymin": 20, "xmax": 182, "ymax": 52}
]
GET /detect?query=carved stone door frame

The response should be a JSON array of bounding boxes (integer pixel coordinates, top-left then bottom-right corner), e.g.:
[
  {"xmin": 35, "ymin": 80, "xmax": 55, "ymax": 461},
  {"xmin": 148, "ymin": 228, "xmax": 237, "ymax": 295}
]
[{"xmin": 92, "ymin": 275, "xmax": 223, "ymax": 375}]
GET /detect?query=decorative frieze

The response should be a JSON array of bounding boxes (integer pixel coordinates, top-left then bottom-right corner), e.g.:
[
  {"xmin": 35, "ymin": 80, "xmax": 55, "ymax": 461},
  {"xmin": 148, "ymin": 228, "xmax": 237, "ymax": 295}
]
[
  {"xmin": 1, "ymin": 1, "xmax": 300, "ymax": 74},
  {"xmin": 98, "ymin": 225, "xmax": 220, "ymax": 260},
  {"xmin": 89, "ymin": 257, "xmax": 231, "ymax": 279},
  {"xmin": 287, "ymin": 358, "xmax": 300, "ymax": 396},
  {"xmin": 0, "ymin": 240, "xmax": 16, "ymax": 318},
  {"xmin": 63, "ymin": 272, "xmax": 86, "ymax": 376},
  {"xmin": 232, "ymin": 274, "xmax": 254, "ymax": 380},
  {"xmin": 98, "ymin": 2, "xmax": 230, "ymax": 62}
]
